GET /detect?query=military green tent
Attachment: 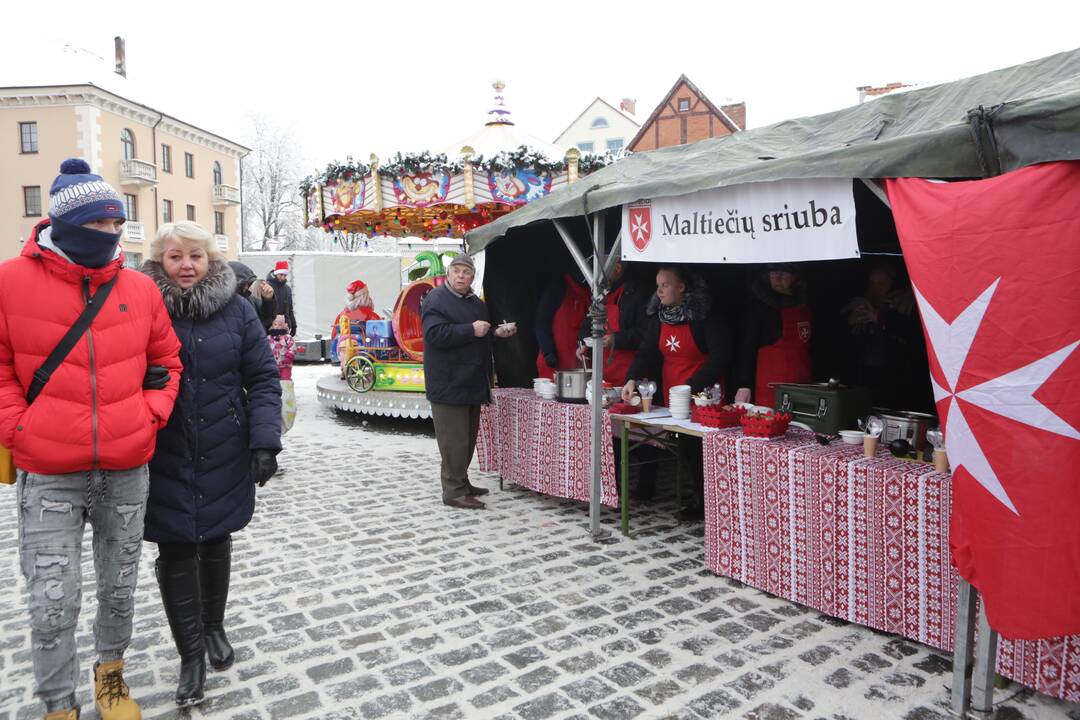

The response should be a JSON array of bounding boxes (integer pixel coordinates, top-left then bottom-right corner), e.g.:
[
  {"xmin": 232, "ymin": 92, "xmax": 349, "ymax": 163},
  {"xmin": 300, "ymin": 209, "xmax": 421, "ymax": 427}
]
[
  {"xmin": 469, "ymin": 47, "xmax": 1080, "ymax": 543},
  {"xmin": 467, "ymin": 47, "xmax": 1080, "ymax": 252}
]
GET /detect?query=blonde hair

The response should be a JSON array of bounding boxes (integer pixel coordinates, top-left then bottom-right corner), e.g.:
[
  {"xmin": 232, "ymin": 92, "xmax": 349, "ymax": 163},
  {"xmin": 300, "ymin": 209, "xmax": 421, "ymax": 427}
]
[{"xmin": 151, "ymin": 221, "xmax": 222, "ymax": 262}]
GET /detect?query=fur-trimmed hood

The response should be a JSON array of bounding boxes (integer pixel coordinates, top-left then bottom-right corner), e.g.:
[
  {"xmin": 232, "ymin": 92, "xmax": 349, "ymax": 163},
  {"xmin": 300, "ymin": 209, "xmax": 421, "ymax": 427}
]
[
  {"xmin": 142, "ymin": 259, "xmax": 237, "ymax": 320},
  {"xmin": 645, "ymin": 274, "xmax": 712, "ymax": 320}
]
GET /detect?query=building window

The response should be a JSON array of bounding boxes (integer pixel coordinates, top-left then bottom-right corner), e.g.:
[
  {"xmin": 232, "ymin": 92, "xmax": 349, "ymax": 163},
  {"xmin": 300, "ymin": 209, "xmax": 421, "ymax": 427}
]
[
  {"xmin": 590, "ymin": 117, "xmax": 609, "ymax": 129},
  {"xmin": 186, "ymin": 204, "xmax": 196, "ymax": 221},
  {"xmin": 161, "ymin": 144, "xmax": 172, "ymax": 173},
  {"xmin": 607, "ymin": 138, "xmax": 624, "ymax": 153},
  {"xmin": 677, "ymin": 97, "xmax": 691, "ymax": 112},
  {"xmin": 23, "ymin": 186, "xmax": 42, "ymax": 216},
  {"xmin": 577, "ymin": 141, "xmax": 595, "ymax": 153},
  {"xmin": 184, "ymin": 152, "xmax": 194, "ymax": 178},
  {"xmin": 214, "ymin": 211, "xmax": 225, "ymax": 235},
  {"xmin": 124, "ymin": 193, "xmax": 138, "ymax": 222},
  {"xmin": 212, "ymin": 161, "xmax": 223, "ymax": 186},
  {"xmin": 121, "ymin": 128, "xmax": 136, "ymax": 160},
  {"xmin": 123, "ymin": 251, "xmax": 143, "ymax": 269},
  {"xmin": 19, "ymin": 122, "xmax": 38, "ymax": 153},
  {"xmin": 162, "ymin": 199, "xmax": 173, "ymax": 224}
]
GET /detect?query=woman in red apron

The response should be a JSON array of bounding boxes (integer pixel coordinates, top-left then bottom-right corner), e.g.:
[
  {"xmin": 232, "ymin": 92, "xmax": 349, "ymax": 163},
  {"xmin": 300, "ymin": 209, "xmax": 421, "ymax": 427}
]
[
  {"xmin": 535, "ymin": 274, "xmax": 590, "ymax": 378},
  {"xmin": 733, "ymin": 265, "xmax": 812, "ymax": 407},
  {"xmin": 620, "ymin": 266, "xmax": 732, "ymax": 518},
  {"xmin": 575, "ymin": 261, "xmax": 647, "ymax": 385}
]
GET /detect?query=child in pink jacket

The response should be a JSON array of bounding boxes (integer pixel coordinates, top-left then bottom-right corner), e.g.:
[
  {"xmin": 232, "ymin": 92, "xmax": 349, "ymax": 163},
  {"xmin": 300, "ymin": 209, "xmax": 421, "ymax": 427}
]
[
  {"xmin": 268, "ymin": 315, "xmax": 297, "ymax": 434},
  {"xmin": 268, "ymin": 314, "xmax": 295, "ymax": 380}
]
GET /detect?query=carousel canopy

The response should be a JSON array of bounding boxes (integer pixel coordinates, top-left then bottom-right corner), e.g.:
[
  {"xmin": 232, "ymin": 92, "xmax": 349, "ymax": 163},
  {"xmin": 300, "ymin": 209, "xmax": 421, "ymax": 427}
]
[
  {"xmin": 303, "ymin": 80, "xmax": 599, "ymax": 239},
  {"xmin": 441, "ymin": 80, "xmax": 569, "ymax": 160},
  {"xmin": 467, "ymin": 47, "xmax": 1080, "ymax": 252}
]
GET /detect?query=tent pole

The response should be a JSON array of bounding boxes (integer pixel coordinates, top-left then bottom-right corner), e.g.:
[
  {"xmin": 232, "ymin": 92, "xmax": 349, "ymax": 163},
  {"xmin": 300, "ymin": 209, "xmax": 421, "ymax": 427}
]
[
  {"xmin": 553, "ymin": 219, "xmax": 594, "ymax": 286},
  {"xmin": 588, "ymin": 213, "xmax": 609, "ymax": 541},
  {"xmin": 859, "ymin": 178, "xmax": 891, "ymax": 208},
  {"xmin": 602, "ymin": 235, "xmax": 622, "ymax": 280}
]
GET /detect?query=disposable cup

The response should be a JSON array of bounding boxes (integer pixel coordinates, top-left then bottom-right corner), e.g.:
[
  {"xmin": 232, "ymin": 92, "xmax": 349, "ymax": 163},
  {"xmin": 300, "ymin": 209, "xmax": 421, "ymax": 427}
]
[
  {"xmin": 641, "ymin": 397, "xmax": 652, "ymax": 413},
  {"xmin": 933, "ymin": 448, "xmax": 949, "ymax": 473},
  {"xmin": 863, "ymin": 434, "xmax": 878, "ymax": 458}
]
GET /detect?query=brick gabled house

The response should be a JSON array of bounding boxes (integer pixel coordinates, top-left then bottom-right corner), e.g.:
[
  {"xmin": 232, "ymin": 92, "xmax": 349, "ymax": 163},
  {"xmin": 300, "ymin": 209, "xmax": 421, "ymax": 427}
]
[{"xmin": 628, "ymin": 74, "xmax": 745, "ymax": 152}]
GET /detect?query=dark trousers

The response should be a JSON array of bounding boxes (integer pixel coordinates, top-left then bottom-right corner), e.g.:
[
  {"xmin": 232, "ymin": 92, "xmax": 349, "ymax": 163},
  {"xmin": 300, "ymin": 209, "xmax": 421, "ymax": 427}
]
[{"xmin": 430, "ymin": 402, "xmax": 482, "ymax": 501}]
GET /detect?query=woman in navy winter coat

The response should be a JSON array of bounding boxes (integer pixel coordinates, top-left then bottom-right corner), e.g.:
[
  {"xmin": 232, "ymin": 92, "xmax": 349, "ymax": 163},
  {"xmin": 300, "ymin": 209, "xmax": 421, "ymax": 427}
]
[{"xmin": 142, "ymin": 221, "xmax": 281, "ymax": 707}]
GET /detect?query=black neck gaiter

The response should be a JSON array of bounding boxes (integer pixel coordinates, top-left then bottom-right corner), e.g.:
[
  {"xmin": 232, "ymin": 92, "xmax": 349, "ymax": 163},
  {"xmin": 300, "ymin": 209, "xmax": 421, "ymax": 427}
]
[{"xmin": 49, "ymin": 217, "xmax": 122, "ymax": 269}]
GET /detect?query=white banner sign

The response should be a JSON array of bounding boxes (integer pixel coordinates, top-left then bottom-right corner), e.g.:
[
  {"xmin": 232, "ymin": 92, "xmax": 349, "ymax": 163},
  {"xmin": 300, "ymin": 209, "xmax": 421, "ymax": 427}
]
[{"xmin": 620, "ymin": 178, "xmax": 858, "ymax": 263}]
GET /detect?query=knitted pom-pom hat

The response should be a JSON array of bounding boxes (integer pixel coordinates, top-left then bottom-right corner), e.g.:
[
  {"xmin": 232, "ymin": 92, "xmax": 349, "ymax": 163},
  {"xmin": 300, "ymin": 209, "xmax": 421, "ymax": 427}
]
[{"xmin": 48, "ymin": 158, "xmax": 126, "ymax": 226}]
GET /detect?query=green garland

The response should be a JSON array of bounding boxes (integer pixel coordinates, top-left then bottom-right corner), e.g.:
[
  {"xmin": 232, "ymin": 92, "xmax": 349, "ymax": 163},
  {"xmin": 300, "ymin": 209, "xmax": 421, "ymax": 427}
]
[
  {"xmin": 577, "ymin": 151, "xmax": 619, "ymax": 175},
  {"xmin": 299, "ymin": 146, "xmax": 619, "ymax": 197},
  {"xmin": 300, "ymin": 157, "xmax": 371, "ymax": 196},
  {"xmin": 377, "ymin": 151, "xmax": 466, "ymax": 178},
  {"xmin": 473, "ymin": 145, "xmax": 564, "ymax": 174}
]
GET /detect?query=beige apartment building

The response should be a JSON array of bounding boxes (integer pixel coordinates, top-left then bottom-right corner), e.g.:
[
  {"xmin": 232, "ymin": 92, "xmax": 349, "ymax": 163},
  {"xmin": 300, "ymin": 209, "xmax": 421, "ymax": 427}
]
[{"xmin": 0, "ymin": 83, "xmax": 248, "ymax": 265}]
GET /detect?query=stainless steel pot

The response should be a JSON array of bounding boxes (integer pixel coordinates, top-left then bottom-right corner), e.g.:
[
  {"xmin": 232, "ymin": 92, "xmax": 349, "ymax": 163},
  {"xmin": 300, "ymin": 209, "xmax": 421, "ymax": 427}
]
[
  {"xmin": 555, "ymin": 368, "xmax": 592, "ymax": 403},
  {"xmin": 872, "ymin": 408, "xmax": 938, "ymax": 452}
]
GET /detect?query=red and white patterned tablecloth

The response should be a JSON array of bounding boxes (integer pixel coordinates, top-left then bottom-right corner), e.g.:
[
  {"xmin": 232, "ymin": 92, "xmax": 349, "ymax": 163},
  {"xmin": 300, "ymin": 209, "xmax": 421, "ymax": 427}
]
[
  {"xmin": 703, "ymin": 428, "xmax": 1080, "ymax": 702},
  {"xmin": 477, "ymin": 388, "xmax": 618, "ymax": 507}
]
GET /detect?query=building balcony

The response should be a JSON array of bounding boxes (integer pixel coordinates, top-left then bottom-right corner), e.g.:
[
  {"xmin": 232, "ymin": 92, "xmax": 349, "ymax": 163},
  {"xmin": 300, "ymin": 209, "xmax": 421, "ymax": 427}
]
[
  {"xmin": 215, "ymin": 234, "xmax": 230, "ymax": 252},
  {"xmin": 212, "ymin": 184, "xmax": 241, "ymax": 206},
  {"xmin": 123, "ymin": 221, "xmax": 145, "ymax": 243},
  {"xmin": 119, "ymin": 159, "xmax": 158, "ymax": 186}
]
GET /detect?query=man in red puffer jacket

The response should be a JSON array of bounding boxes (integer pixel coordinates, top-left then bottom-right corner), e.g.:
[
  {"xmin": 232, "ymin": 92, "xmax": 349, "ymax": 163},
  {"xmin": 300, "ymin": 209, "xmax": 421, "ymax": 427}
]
[{"xmin": 0, "ymin": 159, "xmax": 182, "ymax": 720}]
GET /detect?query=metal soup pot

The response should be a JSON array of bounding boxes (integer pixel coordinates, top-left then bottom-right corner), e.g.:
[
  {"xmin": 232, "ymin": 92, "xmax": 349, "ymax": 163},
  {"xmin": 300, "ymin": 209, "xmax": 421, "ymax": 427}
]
[
  {"xmin": 555, "ymin": 368, "xmax": 592, "ymax": 403},
  {"xmin": 873, "ymin": 408, "xmax": 938, "ymax": 452}
]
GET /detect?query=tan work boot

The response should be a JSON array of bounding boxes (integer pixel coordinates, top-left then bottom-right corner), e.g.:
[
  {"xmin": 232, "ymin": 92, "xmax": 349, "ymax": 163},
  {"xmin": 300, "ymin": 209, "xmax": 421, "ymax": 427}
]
[
  {"xmin": 44, "ymin": 711, "xmax": 78, "ymax": 720},
  {"xmin": 94, "ymin": 660, "xmax": 141, "ymax": 719}
]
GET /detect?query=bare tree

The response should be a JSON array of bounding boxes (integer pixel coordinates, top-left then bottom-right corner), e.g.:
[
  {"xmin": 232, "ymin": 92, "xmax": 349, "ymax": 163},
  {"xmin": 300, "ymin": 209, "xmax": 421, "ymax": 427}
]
[{"xmin": 241, "ymin": 116, "xmax": 308, "ymax": 251}]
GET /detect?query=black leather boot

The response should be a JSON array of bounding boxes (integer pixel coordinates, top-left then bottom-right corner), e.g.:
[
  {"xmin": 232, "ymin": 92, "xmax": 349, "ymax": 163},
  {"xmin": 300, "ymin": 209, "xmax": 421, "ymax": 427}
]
[
  {"xmin": 155, "ymin": 556, "xmax": 206, "ymax": 706},
  {"xmin": 198, "ymin": 537, "xmax": 235, "ymax": 670}
]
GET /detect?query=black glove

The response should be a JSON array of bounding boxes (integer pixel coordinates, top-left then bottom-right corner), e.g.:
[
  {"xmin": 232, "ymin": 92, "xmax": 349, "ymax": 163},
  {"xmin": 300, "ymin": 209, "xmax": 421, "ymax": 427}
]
[
  {"xmin": 251, "ymin": 449, "xmax": 278, "ymax": 487},
  {"xmin": 543, "ymin": 352, "xmax": 559, "ymax": 369},
  {"xmin": 142, "ymin": 365, "xmax": 170, "ymax": 390}
]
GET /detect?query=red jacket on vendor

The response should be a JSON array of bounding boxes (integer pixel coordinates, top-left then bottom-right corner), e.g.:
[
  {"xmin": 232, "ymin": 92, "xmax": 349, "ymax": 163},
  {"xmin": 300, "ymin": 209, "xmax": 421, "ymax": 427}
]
[
  {"xmin": 624, "ymin": 267, "xmax": 732, "ymax": 401},
  {"xmin": 577, "ymin": 266, "xmax": 648, "ymax": 385},
  {"xmin": 733, "ymin": 265, "xmax": 813, "ymax": 408},
  {"xmin": 535, "ymin": 273, "xmax": 590, "ymax": 378},
  {"xmin": 0, "ymin": 219, "xmax": 183, "ymax": 474}
]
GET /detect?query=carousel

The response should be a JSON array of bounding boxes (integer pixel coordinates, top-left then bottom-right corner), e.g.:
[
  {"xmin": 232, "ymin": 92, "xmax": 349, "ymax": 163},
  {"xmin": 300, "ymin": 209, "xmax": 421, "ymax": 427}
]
[{"xmin": 313, "ymin": 82, "xmax": 610, "ymax": 418}]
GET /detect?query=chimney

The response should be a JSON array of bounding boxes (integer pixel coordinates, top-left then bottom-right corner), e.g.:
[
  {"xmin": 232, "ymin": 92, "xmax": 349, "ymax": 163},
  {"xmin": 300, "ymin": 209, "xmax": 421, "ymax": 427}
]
[
  {"xmin": 114, "ymin": 36, "xmax": 126, "ymax": 78},
  {"xmin": 620, "ymin": 97, "xmax": 636, "ymax": 116}
]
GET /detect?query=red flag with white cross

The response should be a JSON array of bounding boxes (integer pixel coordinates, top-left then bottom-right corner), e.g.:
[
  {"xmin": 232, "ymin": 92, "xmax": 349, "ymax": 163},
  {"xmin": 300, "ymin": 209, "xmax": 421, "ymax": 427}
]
[{"xmin": 887, "ymin": 162, "xmax": 1080, "ymax": 639}]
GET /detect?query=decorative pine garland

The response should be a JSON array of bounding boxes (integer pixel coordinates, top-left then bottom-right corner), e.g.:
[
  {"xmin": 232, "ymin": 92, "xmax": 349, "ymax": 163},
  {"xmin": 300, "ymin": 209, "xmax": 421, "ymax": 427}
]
[{"xmin": 299, "ymin": 145, "xmax": 619, "ymax": 197}]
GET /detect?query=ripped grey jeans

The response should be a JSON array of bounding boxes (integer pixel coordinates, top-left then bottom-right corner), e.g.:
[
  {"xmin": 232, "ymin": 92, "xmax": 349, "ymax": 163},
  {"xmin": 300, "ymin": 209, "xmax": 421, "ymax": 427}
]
[{"xmin": 17, "ymin": 465, "xmax": 149, "ymax": 711}]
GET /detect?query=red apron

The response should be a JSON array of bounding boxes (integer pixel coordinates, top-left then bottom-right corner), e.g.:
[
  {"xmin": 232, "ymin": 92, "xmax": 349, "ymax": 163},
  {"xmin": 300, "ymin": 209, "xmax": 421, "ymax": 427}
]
[
  {"xmin": 754, "ymin": 305, "xmax": 813, "ymax": 407},
  {"xmin": 536, "ymin": 275, "xmax": 590, "ymax": 378},
  {"xmin": 658, "ymin": 322, "xmax": 707, "ymax": 403},
  {"xmin": 602, "ymin": 285, "xmax": 635, "ymax": 384}
]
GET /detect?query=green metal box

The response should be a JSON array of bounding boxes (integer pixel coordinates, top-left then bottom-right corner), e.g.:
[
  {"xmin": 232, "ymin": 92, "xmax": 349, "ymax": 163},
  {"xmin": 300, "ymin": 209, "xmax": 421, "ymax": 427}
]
[{"xmin": 774, "ymin": 383, "xmax": 872, "ymax": 436}]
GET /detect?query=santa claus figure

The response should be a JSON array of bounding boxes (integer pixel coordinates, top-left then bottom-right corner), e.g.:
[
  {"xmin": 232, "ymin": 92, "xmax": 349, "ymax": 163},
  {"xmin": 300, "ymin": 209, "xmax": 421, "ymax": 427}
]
[{"xmin": 332, "ymin": 280, "xmax": 381, "ymax": 377}]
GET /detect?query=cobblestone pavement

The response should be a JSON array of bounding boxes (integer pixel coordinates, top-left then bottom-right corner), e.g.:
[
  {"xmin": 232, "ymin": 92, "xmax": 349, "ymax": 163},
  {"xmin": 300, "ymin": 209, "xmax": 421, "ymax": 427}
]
[{"xmin": 2, "ymin": 365, "xmax": 1079, "ymax": 720}]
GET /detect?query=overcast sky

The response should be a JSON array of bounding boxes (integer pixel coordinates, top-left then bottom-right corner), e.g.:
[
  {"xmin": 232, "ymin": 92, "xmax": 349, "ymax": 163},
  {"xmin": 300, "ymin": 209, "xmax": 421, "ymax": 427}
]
[{"xmin": 2, "ymin": 0, "xmax": 1077, "ymax": 174}]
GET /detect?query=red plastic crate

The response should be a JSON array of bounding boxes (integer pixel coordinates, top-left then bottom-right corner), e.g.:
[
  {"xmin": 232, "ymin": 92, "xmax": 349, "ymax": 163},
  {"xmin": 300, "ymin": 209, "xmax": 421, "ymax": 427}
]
[{"xmin": 739, "ymin": 411, "xmax": 793, "ymax": 437}]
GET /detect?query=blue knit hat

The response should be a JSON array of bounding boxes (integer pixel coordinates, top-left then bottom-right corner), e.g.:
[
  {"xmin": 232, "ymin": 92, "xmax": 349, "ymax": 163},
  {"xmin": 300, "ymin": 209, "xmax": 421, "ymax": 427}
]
[{"xmin": 48, "ymin": 158, "xmax": 126, "ymax": 226}]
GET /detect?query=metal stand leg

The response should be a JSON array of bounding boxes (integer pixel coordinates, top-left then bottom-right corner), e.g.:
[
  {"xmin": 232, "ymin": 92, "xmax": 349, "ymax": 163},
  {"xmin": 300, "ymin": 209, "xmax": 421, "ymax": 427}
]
[
  {"xmin": 951, "ymin": 578, "xmax": 978, "ymax": 715},
  {"xmin": 972, "ymin": 600, "xmax": 1000, "ymax": 712},
  {"xmin": 620, "ymin": 421, "xmax": 630, "ymax": 537},
  {"xmin": 499, "ymin": 475, "xmax": 503, "ymax": 491},
  {"xmin": 675, "ymin": 437, "xmax": 683, "ymax": 519}
]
